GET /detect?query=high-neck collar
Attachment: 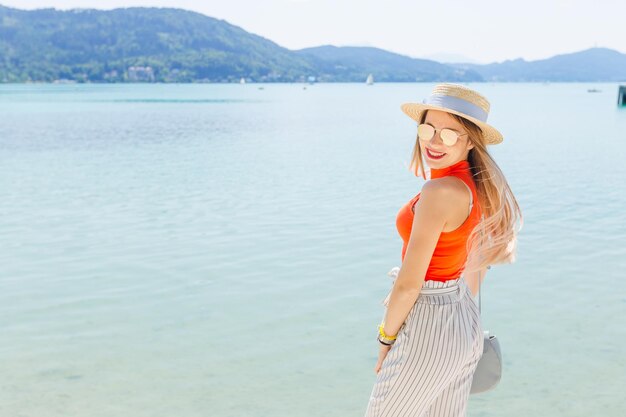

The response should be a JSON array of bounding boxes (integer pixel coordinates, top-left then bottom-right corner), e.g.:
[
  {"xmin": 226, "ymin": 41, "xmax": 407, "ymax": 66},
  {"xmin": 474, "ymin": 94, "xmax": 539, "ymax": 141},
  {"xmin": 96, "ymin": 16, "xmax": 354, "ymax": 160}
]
[{"xmin": 430, "ymin": 159, "xmax": 471, "ymax": 179}]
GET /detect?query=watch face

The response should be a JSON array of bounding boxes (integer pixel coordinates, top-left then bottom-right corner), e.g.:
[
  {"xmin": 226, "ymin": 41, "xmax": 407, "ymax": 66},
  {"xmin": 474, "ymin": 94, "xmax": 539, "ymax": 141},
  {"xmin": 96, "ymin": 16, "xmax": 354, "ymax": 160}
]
[{"xmin": 377, "ymin": 335, "xmax": 394, "ymax": 346}]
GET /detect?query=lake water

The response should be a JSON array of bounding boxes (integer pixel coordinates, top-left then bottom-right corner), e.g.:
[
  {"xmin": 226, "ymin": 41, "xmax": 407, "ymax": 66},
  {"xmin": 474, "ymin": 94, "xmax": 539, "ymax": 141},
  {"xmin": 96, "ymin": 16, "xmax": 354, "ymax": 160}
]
[{"xmin": 1, "ymin": 82, "xmax": 625, "ymax": 417}]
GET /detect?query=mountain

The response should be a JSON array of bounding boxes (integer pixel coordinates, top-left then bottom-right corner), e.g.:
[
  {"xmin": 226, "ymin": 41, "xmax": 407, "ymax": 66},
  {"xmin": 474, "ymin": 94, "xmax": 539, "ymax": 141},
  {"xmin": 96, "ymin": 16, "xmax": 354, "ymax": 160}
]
[
  {"xmin": 295, "ymin": 45, "xmax": 482, "ymax": 82},
  {"xmin": 451, "ymin": 48, "xmax": 626, "ymax": 82},
  {"xmin": 421, "ymin": 53, "xmax": 484, "ymax": 65},
  {"xmin": 0, "ymin": 5, "xmax": 315, "ymax": 82},
  {"xmin": 0, "ymin": 4, "xmax": 624, "ymax": 83},
  {"xmin": 294, "ymin": 45, "xmax": 483, "ymax": 82}
]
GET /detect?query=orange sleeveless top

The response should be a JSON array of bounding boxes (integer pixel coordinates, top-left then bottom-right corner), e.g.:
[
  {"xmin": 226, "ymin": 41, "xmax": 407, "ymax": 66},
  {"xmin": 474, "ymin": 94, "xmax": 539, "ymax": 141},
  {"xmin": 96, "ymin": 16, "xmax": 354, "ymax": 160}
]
[{"xmin": 396, "ymin": 159, "xmax": 482, "ymax": 282}]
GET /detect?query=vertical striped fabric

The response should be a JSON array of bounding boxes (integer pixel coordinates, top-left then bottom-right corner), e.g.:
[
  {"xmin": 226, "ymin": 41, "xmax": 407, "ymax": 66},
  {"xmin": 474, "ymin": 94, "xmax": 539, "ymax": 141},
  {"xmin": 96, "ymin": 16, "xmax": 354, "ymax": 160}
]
[{"xmin": 365, "ymin": 275, "xmax": 484, "ymax": 417}]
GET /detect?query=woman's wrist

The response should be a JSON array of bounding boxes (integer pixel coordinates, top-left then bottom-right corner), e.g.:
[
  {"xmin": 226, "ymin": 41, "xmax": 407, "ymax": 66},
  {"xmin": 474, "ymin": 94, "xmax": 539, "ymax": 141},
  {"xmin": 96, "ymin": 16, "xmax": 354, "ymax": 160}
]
[{"xmin": 377, "ymin": 322, "xmax": 398, "ymax": 345}]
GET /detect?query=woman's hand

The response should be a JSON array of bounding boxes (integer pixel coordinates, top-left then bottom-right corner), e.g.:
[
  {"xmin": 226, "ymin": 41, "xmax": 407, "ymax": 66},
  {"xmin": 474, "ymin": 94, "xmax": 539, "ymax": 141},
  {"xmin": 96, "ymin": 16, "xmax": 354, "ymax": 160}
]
[{"xmin": 374, "ymin": 343, "xmax": 393, "ymax": 374}]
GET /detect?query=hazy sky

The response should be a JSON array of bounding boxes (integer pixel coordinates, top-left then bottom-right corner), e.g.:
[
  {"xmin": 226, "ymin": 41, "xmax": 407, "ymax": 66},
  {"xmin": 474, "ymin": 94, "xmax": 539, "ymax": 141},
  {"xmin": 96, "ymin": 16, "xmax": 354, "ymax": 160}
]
[{"xmin": 3, "ymin": 0, "xmax": 625, "ymax": 64}]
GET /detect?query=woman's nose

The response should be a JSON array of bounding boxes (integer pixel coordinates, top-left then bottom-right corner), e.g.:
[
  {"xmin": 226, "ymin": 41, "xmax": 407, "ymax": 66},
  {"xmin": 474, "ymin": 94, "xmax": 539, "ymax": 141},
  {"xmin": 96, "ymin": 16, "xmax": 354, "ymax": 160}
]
[{"xmin": 429, "ymin": 131, "xmax": 444, "ymax": 146}]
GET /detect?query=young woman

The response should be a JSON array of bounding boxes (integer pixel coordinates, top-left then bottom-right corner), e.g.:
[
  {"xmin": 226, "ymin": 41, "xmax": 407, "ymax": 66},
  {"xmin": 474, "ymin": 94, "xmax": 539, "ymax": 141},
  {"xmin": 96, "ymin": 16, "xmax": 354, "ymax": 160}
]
[{"xmin": 364, "ymin": 83, "xmax": 523, "ymax": 417}]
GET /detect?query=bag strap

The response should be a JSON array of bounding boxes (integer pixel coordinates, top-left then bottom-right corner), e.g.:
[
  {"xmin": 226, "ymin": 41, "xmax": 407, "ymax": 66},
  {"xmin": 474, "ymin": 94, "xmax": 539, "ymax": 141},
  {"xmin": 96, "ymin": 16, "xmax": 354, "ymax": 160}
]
[
  {"xmin": 478, "ymin": 213, "xmax": 486, "ymax": 315},
  {"xmin": 479, "ymin": 267, "xmax": 482, "ymax": 314}
]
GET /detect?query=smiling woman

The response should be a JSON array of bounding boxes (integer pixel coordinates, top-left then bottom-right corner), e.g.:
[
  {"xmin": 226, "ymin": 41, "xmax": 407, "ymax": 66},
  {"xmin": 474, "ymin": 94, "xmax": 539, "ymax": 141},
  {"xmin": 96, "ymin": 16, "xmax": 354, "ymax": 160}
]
[{"xmin": 364, "ymin": 83, "xmax": 523, "ymax": 417}]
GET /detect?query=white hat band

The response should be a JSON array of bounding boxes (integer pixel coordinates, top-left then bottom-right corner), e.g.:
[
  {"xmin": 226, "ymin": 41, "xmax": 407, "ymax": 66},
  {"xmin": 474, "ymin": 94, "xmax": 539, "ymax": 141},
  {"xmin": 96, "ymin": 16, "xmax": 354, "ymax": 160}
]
[{"xmin": 422, "ymin": 94, "xmax": 489, "ymax": 122}]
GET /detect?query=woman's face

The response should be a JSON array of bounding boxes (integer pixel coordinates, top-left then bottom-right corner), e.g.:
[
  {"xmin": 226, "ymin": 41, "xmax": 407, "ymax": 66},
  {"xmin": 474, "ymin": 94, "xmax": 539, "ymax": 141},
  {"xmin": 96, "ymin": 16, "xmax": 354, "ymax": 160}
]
[{"xmin": 419, "ymin": 110, "xmax": 475, "ymax": 168}]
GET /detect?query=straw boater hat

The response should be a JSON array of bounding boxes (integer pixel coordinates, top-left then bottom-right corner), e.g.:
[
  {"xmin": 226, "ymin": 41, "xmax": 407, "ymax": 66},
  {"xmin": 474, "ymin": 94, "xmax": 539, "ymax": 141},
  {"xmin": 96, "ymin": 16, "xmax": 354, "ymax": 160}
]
[{"xmin": 400, "ymin": 83, "xmax": 503, "ymax": 145}]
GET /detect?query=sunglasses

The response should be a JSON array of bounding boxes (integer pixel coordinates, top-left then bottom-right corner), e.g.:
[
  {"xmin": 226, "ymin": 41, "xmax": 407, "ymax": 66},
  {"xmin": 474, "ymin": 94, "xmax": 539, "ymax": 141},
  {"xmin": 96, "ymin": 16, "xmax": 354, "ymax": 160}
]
[{"xmin": 417, "ymin": 123, "xmax": 469, "ymax": 147}]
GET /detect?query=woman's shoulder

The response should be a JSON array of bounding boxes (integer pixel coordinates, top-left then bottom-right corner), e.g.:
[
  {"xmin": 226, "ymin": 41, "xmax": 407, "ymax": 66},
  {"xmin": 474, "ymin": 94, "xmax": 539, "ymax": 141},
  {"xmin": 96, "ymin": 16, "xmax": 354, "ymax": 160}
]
[
  {"xmin": 420, "ymin": 177, "xmax": 472, "ymax": 218},
  {"xmin": 415, "ymin": 177, "xmax": 465, "ymax": 216},
  {"xmin": 423, "ymin": 176, "xmax": 471, "ymax": 201}
]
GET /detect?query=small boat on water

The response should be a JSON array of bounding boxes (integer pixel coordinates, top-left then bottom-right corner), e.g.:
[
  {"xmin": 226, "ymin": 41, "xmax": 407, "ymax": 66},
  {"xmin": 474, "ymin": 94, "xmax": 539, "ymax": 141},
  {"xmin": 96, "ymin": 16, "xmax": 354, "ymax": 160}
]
[
  {"xmin": 366, "ymin": 73, "xmax": 374, "ymax": 85},
  {"xmin": 587, "ymin": 88, "xmax": 601, "ymax": 93},
  {"xmin": 240, "ymin": 77, "xmax": 246, "ymax": 84}
]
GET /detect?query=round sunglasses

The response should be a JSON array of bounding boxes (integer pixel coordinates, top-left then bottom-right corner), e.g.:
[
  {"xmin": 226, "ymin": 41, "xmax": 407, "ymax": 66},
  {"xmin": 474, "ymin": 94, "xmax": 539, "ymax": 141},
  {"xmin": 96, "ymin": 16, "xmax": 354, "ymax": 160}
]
[{"xmin": 417, "ymin": 123, "xmax": 468, "ymax": 147}]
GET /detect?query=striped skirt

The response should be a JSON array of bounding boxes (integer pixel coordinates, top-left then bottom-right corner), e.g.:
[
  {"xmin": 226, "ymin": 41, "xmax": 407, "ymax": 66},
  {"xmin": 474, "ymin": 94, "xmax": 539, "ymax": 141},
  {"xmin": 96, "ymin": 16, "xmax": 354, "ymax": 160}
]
[{"xmin": 364, "ymin": 273, "xmax": 484, "ymax": 417}]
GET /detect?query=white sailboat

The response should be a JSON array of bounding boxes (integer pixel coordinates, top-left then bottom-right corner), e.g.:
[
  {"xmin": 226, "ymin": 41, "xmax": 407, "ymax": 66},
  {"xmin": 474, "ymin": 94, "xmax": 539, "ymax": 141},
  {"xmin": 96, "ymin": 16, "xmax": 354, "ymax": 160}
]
[
  {"xmin": 366, "ymin": 73, "xmax": 374, "ymax": 85},
  {"xmin": 239, "ymin": 77, "xmax": 246, "ymax": 84}
]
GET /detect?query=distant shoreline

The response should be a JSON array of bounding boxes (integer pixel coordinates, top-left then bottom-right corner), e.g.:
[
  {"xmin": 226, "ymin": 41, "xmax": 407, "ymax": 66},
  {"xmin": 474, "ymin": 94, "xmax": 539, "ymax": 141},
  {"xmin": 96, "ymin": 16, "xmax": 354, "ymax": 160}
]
[{"xmin": 1, "ymin": 81, "xmax": 619, "ymax": 85}]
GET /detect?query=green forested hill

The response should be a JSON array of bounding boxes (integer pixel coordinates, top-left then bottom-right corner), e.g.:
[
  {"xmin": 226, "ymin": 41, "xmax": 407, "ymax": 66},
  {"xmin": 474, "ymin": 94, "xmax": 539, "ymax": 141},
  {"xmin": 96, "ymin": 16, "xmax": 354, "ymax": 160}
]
[{"xmin": 0, "ymin": 5, "xmax": 316, "ymax": 82}]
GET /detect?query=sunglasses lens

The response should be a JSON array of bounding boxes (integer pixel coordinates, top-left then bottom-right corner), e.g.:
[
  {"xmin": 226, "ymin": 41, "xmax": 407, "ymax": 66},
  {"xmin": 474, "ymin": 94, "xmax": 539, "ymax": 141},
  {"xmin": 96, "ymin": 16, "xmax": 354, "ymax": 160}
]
[
  {"xmin": 440, "ymin": 129, "xmax": 459, "ymax": 146},
  {"xmin": 417, "ymin": 124, "xmax": 434, "ymax": 141}
]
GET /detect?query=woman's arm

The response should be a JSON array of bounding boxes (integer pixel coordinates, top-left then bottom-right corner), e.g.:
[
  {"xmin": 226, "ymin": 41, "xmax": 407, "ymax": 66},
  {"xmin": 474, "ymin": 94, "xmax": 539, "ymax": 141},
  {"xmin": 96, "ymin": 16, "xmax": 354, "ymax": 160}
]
[{"xmin": 381, "ymin": 180, "xmax": 456, "ymax": 338}]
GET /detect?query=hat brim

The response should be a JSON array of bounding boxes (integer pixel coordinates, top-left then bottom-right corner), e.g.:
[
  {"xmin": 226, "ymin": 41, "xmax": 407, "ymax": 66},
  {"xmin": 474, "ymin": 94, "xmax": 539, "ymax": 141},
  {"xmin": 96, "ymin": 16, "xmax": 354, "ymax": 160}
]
[{"xmin": 401, "ymin": 103, "xmax": 503, "ymax": 145}]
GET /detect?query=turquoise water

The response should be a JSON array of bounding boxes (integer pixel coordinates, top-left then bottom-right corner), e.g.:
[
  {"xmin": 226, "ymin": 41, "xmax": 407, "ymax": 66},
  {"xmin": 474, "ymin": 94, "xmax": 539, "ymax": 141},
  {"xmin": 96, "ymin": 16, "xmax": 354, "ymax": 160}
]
[{"xmin": 1, "ymin": 82, "xmax": 625, "ymax": 417}]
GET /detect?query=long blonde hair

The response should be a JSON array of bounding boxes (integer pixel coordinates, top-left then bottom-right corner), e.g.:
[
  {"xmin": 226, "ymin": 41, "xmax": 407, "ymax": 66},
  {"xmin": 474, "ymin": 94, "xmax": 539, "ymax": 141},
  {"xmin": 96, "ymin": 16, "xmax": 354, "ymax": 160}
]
[{"xmin": 408, "ymin": 110, "xmax": 523, "ymax": 275}]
